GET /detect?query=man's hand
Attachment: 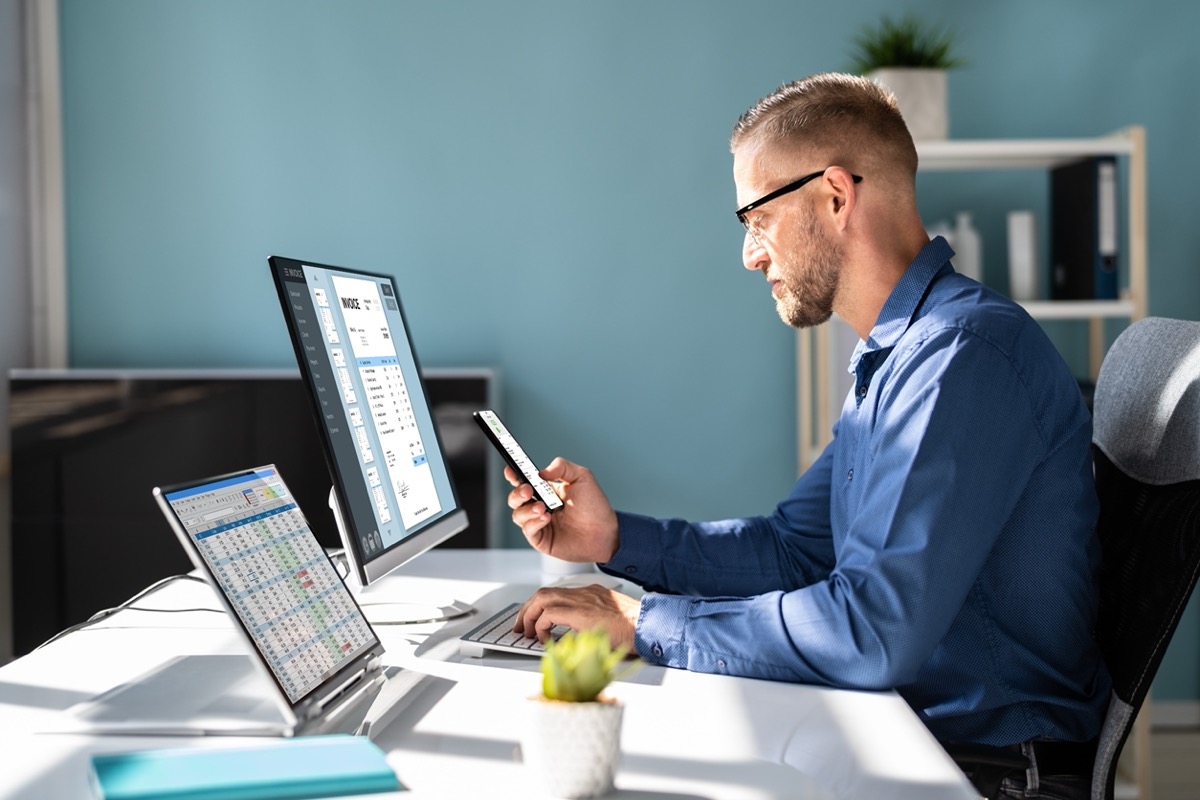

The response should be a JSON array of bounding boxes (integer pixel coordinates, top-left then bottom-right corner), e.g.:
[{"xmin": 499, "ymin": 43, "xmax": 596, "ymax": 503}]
[
  {"xmin": 514, "ymin": 584, "xmax": 640, "ymax": 651},
  {"xmin": 506, "ymin": 457, "xmax": 619, "ymax": 564}
]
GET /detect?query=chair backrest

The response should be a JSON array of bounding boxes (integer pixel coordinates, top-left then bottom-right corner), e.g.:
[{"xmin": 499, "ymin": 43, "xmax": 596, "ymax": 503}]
[{"xmin": 1090, "ymin": 317, "xmax": 1200, "ymax": 800}]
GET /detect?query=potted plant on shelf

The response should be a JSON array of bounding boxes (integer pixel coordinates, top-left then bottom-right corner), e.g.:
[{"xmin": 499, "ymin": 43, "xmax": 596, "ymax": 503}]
[
  {"xmin": 520, "ymin": 628, "xmax": 641, "ymax": 799},
  {"xmin": 847, "ymin": 14, "xmax": 965, "ymax": 141}
]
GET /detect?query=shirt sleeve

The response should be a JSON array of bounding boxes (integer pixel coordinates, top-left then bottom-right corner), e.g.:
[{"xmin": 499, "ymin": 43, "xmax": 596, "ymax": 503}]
[
  {"xmin": 612, "ymin": 326, "xmax": 1052, "ymax": 690},
  {"xmin": 600, "ymin": 438, "xmax": 837, "ymax": 596}
]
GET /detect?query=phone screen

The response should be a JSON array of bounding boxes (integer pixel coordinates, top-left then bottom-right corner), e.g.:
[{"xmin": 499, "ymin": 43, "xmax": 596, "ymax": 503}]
[{"xmin": 473, "ymin": 410, "xmax": 564, "ymax": 512}]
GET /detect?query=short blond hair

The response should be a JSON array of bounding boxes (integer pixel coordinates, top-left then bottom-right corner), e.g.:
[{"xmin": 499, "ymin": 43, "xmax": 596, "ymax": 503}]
[{"xmin": 731, "ymin": 73, "xmax": 918, "ymax": 183}]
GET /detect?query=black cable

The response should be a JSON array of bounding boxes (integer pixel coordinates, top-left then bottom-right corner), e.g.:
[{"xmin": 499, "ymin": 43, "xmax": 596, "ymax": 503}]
[
  {"xmin": 33, "ymin": 574, "xmax": 211, "ymax": 651},
  {"xmin": 123, "ymin": 606, "xmax": 224, "ymax": 614}
]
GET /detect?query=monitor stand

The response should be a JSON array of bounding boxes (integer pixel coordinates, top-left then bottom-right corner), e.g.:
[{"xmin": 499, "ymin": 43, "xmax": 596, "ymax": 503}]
[{"xmin": 328, "ymin": 487, "xmax": 475, "ymax": 626}]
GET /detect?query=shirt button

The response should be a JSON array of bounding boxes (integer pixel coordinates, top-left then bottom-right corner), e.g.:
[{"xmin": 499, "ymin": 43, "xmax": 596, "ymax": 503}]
[
  {"xmin": 652, "ymin": 644, "xmax": 663, "ymax": 657},
  {"xmin": 847, "ymin": 468, "xmax": 854, "ymax": 481},
  {"xmin": 858, "ymin": 384, "xmax": 868, "ymax": 397},
  {"xmin": 625, "ymin": 566, "xmax": 637, "ymax": 575},
  {"xmin": 716, "ymin": 659, "xmax": 726, "ymax": 671}
]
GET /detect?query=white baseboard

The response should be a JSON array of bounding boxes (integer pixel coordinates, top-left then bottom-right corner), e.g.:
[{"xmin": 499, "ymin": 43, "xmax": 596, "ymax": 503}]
[{"xmin": 1151, "ymin": 701, "xmax": 1200, "ymax": 729}]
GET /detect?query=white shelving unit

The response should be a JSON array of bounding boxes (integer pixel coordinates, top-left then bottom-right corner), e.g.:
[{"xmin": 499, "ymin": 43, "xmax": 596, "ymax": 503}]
[
  {"xmin": 918, "ymin": 127, "xmax": 1148, "ymax": 334},
  {"xmin": 795, "ymin": 126, "xmax": 1150, "ymax": 798}
]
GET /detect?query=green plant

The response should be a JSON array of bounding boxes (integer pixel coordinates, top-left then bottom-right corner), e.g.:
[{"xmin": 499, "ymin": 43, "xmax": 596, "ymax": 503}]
[
  {"xmin": 539, "ymin": 628, "xmax": 640, "ymax": 703},
  {"xmin": 847, "ymin": 14, "xmax": 965, "ymax": 73}
]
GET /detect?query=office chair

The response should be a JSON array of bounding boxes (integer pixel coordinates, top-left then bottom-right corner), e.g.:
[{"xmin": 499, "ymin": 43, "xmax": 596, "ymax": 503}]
[{"xmin": 1090, "ymin": 316, "xmax": 1200, "ymax": 800}]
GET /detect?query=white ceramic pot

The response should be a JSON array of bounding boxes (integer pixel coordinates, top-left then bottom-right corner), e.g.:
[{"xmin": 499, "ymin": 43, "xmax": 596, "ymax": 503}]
[
  {"xmin": 521, "ymin": 696, "xmax": 624, "ymax": 798},
  {"xmin": 867, "ymin": 67, "xmax": 948, "ymax": 141}
]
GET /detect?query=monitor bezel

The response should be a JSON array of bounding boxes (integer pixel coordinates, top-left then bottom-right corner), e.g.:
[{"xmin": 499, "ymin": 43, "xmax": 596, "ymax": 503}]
[{"xmin": 268, "ymin": 255, "xmax": 469, "ymax": 588}]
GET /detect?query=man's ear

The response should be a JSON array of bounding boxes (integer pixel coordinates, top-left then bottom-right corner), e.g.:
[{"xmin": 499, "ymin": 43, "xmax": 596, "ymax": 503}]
[{"xmin": 825, "ymin": 167, "xmax": 858, "ymax": 231}]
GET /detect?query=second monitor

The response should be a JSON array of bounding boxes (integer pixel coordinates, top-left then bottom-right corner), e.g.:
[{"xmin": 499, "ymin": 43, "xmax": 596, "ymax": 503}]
[{"xmin": 269, "ymin": 255, "xmax": 470, "ymax": 589}]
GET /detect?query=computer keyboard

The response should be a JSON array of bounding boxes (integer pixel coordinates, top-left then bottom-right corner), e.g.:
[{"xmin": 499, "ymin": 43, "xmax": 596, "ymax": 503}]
[{"xmin": 458, "ymin": 602, "xmax": 568, "ymax": 658}]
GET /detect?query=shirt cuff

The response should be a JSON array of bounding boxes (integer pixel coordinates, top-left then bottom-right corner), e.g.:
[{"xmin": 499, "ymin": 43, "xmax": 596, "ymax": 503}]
[
  {"xmin": 600, "ymin": 512, "xmax": 684, "ymax": 666},
  {"xmin": 633, "ymin": 592, "xmax": 690, "ymax": 666},
  {"xmin": 598, "ymin": 511, "xmax": 664, "ymax": 585}
]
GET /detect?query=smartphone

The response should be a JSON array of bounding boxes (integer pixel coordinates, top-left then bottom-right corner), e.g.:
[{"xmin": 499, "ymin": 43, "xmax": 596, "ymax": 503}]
[{"xmin": 473, "ymin": 409, "xmax": 564, "ymax": 512}]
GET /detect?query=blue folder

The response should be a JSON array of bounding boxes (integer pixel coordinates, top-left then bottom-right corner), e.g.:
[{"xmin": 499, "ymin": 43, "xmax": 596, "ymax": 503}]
[{"xmin": 88, "ymin": 734, "xmax": 402, "ymax": 800}]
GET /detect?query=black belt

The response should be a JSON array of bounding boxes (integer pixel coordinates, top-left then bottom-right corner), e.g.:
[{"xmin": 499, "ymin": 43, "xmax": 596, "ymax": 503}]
[{"xmin": 945, "ymin": 738, "xmax": 1096, "ymax": 797}]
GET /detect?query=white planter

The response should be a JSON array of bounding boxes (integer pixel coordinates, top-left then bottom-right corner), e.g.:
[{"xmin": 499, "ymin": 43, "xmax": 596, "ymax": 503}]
[
  {"xmin": 521, "ymin": 696, "xmax": 623, "ymax": 798},
  {"xmin": 867, "ymin": 68, "xmax": 948, "ymax": 141}
]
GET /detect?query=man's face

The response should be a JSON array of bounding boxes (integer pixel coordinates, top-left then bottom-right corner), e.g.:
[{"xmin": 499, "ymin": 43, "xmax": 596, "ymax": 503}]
[{"xmin": 733, "ymin": 145, "xmax": 843, "ymax": 329}]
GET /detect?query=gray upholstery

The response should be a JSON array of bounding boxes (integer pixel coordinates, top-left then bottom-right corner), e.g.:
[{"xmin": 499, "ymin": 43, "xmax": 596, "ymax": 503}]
[
  {"xmin": 1091, "ymin": 694, "xmax": 1132, "ymax": 800},
  {"xmin": 1093, "ymin": 317, "xmax": 1200, "ymax": 485},
  {"xmin": 1089, "ymin": 316, "xmax": 1200, "ymax": 800}
]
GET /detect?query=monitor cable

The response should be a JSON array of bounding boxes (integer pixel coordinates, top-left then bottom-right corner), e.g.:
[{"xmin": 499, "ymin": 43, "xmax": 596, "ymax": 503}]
[{"xmin": 33, "ymin": 574, "xmax": 221, "ymax": 652}]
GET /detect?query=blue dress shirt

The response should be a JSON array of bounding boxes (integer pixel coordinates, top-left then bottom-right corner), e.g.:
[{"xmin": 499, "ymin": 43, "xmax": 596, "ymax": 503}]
[{"xmin": 601, "ymin": 237, "xmax": 1111, "ymax": 746}]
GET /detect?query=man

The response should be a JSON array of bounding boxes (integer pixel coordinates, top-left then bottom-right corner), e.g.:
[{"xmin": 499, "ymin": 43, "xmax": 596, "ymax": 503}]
[{"xmin": 507, "ymin": 73, "xmax": 1110, "ymax": 799}]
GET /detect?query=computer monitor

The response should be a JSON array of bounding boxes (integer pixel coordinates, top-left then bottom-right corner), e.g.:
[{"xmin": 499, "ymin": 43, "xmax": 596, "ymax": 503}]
[{"xmin": 268, "ymin": 256, "xmax": 470, "ymax": 594}]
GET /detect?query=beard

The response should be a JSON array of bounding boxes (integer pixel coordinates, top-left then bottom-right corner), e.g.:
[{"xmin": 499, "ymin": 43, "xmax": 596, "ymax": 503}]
[{"xmin": 773, "ymin": 208, "xmax": 842, "ymax": 329}]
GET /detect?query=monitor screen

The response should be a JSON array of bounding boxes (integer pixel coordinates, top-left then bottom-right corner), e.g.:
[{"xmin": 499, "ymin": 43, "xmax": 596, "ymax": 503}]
[{"xmin": 269, "ymin": 256, "xmax": 469, "ymax": 587}]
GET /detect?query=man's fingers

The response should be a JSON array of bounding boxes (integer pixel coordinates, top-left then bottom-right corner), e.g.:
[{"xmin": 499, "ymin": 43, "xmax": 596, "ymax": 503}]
[
  {"xmin": 534, "ymin": 609, "xmax": 560, "ymax": 642},
  {"xmin": 503, "ymin": 465, "xmax": 525, "ymax": 488},
  {"xmin": 516, "ymin": 589, "xmax": 565, "ymax": 640},
  {"xmin": 507, "ymin": 482, "xmax": 533, "ymax": 509},
  {"xmin": 515, "ymin": 593, "xmax": 546, "ymax": 638}
]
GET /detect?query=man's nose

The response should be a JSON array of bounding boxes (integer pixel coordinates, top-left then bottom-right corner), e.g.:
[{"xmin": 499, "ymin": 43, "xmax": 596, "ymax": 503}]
[{"xmin": 743, "ymin": 231, "xmax": 769, "ymax": 272}]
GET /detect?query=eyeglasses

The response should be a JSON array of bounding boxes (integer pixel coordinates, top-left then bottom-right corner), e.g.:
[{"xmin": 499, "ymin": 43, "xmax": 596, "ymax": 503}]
[{"xmin": 736, "ymin": 169, "xmax": 864, "ymax": 233}]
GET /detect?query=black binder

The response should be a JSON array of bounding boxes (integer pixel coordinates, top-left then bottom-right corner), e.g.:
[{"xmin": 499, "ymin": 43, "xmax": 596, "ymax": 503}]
[{"xmin": 1049, "ymin": 156, "xmax": 1119, "ymax": 300}]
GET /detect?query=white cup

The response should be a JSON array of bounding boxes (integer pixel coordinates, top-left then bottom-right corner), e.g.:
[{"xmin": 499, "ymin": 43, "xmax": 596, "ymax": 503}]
[{"xmin": 540, "ymin": 553, "xmax": 595, "ymax": 584}]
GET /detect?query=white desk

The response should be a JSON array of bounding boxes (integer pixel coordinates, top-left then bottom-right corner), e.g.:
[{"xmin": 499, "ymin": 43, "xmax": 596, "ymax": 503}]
[{"xmin": 0, "ymin": 549, "xmax": 977, "ymax": 799}]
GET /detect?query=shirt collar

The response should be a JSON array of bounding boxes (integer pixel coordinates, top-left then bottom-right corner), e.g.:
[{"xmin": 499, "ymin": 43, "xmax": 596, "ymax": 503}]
[{"xmin": 848, "ymin": 236, "xmax": 956, "ymax": 371}]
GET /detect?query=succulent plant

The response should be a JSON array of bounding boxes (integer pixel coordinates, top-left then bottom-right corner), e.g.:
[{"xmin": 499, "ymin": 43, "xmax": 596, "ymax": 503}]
[{"xmin": 539, "ymin": 628, "xmax": 639, "ymax": 703}]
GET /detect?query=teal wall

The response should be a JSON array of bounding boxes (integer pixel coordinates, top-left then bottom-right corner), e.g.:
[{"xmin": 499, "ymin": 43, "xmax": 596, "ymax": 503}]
[{"xmin": 57, "ymin": 1, "xmax": 1200, "ymax": 700}]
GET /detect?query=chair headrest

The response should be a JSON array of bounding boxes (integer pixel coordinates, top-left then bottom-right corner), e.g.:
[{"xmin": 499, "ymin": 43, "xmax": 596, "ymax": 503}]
[{"xmin": 1094, "ymin": 317, "xmax": 1200, "ymax": 485}]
